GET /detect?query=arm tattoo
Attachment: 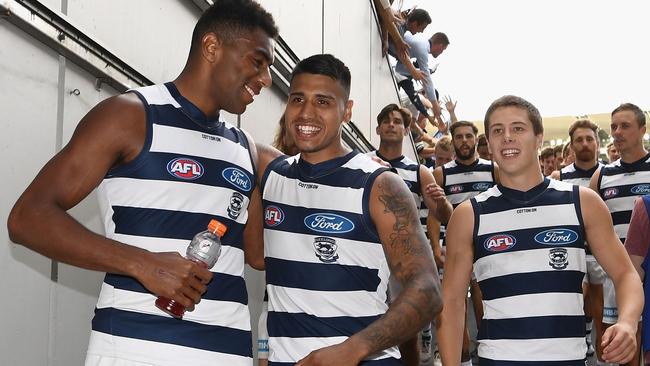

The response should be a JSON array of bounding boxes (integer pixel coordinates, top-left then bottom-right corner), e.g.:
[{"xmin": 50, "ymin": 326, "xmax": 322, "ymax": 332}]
[
  {"xmin": 352, "ymin": 176, "xmax": 441, "ymax": 357},
  {"xmin": 378, "ymin": 178, "xmax": 426, "ymax": 257}
]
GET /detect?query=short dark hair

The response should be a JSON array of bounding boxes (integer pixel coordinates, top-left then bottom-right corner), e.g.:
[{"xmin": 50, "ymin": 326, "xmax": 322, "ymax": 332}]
[
  {"xmin": 477, "ymin": 133, "xmax": 488, "ymax": 146},
  {"xmin": 484, "ymin": 95, "xmax": 543, "ymax": 138},
  {"xmin": 568, "ymin": 119, "xmax": 599, "ymax": 143},
  {"xmin": 377, "ymin": 104, "xmax": 411, "ymax": 128},
  {"xmin": 540, "ymin": 146, "xmax": 555, "ymax": 160},
  {"xmin": 553, "ymin": 144, "xmax": 563, "ymax": 155},
  {"xmin": 612, "ymin": 103, "xmax": 646, "ymax": 127},
  {"xmin": 190, "ymin": 0, "xmax": 278, "ymax": 54},
  {"xmin": 431, "ymin": 32, "xmax": 450, "ymax": 45},
  {"xmin": 407, "ymin": 9, "xmax": 432, "ymax": 26},
  {"xmin": 291, "ymin": 54, "xmax": 351, "ymax": 100},
  {"xmin": 450, "ymin": 121, "xmax": 478, "ymax": 136}
]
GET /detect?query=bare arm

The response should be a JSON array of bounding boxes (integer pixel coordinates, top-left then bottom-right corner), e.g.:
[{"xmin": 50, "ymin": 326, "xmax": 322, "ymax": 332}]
[
  {"xmin": 7, "ymin": 94, "xmax": 211, "ymax": 309},
  {"xmin": 444, "ymin": 96, "xmax": 458, "ymax": 124},
  {"xmin": 420, "ymin": 165, "xmax": 452, "ymax": 224},
  {"xmin": 244, "ymin": 142, "xmax": 284, "ymax": 271},
  {"xmin": 427, "ymin": 215, "xmax": 444, "ymax": 269},
  {"xmin": 373, "ymin": 0, "xmax": 408, "ymax": 60},
  {"xmin": 435, "ymin": 201, "xmax": 475, "ymax": 364},
  {"xmin": 580, "ymin": 187, "xmax": 643, "ymax": 364},
  {"xmin": 419, "ymin": 146, "xmax": 436, "ymax": 159},
  {"xmin": 432, "ymin": 166, "xmax": 444, "ymax": 186},
  {"xmin": 296, "ymin": 172, "xmax": 441, "ymax": 365},
  {"xmin": 243, "ymin": 185, "xmax": 265, "ymax": 270},
  {"xmin": 354, "ymin": 171, "xmax": 441, "ymax": 356},
  {"xmin": 549, "ymin": 170, "xmax": 560, "ymax": 180},
  {"xmin": 588, "ymin": 166, "xmax": 602, "ymax": 193}
]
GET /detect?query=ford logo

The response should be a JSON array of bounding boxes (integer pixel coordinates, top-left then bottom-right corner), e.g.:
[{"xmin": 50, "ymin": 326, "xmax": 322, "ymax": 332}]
[
  {"xmin": 534, "ymin": 229, "xmax": 579, "ymax": 245},
  {"xmin": 631, "ymin": 184, "xmax": 650, "ymax": 195},
  {"xmin": 304, "ymin": 213, "xmax": 355, "ymax": 234},
  {"xmin": 472, "ymin": 182, "xmax": 492, "ymax": 191},
  {"xmin": 484, "ymin": 234, "xmax": 516, "ymax": 252},
  {"xmin": 222, "ymin": 167, "xmax": 252, "ymax": 192}
]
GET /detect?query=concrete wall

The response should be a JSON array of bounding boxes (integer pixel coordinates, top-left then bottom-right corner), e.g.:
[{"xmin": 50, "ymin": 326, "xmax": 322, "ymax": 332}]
[{"xmin": 0, "ymin": 1, "xmax": 401, "ymax": 365}]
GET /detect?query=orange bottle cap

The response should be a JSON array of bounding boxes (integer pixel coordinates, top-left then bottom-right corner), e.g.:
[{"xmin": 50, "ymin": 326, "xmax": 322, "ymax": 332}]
[{"xmin": 208, "ymin": 219, "xmax": 227, "ymax": 237}]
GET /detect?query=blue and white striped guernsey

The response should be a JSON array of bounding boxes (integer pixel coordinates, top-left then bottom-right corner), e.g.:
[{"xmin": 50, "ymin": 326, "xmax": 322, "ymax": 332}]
[
  {"xmin": 559, "ymin": 162, "xmax": 601, "ymax": 187},
  {"xmin": 559, "ymin": 162, "xmax": 602, "ymax": 256},
  {"xmin": 262, "ymin": 151, "xmax": 401, "ymax": 365},
  {"xmin": 442, "ymin": 158, "xmax": 496, "ymax": 208},
  {"xmin": 597, "ymin": 153, "xmax": 650, "ymax": 242},
  {"xmin": 471, "ymin": 178, "xmax": 586, "ymax": 364},
  {"xmin": 89, "ymin": 83, "xmax": 254, "ymax": 366},
  {"xmin": 367, "ymin": 151, "xmax": 429, "ymax": 232}
]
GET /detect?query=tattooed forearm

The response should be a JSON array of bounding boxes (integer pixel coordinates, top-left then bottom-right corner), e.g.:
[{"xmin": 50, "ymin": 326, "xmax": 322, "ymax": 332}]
[
  {"xmin": 354, "ymin": 270, "xmax": 441, "ymax": 356},
  {"xmin": 377, "ymin": 179, "xmax": 425, "ymax": 256}
]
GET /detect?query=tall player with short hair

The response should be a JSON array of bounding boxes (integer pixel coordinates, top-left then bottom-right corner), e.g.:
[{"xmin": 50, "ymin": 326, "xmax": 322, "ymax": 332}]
[
  {"xmin": 438, "ymin": 95, "xmax": 642, "ymax": 365},
  {"xmin": 551, "ymin": 119, "xmax": 605, "ymax": 359},
  {"xmin": 590, "ymin": 103, "xmax": 650, "ymax": 366},
  {"xmin": 8, "ymin": 1, "xmax": 279, "ymax": 365},
  {"xmin": 253, "ymin": 54, "xmax": 444, "ymax": 365}
]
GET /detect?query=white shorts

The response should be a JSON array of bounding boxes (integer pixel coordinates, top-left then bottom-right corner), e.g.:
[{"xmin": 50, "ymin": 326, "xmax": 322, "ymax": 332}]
[
  {"xmin": 85, "ymin": 356, "xmax": 156, "ymax": 366},
  {"xmin": 603, "ymin": 275, "xmax": 618, "ymax": 324},
  {"xmin": 258, "ymin": 300, "xmax": 269, "ymax": 359},
  {"xmin": 583, "ymin": 255, "xmax": 606, "ymax": 285}
]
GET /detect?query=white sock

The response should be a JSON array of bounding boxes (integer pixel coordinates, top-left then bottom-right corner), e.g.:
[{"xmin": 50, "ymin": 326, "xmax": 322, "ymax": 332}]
[{"xmin": 460, "ymin": 361, "xmax": 473, "ymax": 366}]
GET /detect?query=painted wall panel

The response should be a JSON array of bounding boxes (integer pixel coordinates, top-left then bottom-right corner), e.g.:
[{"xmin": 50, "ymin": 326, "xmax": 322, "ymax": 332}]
[
  {"xmin": 367, "ymin": 7, "xmax": 401, "ymax": 149},
  {"xmin": 261, "ymin": 0, "xmax": 323, "ymax": 59},
  {"xmin": 323, "ymin": 0, "xmax": 373, "ymax": 141},
  {"xmin": 0, "ymin": 22, "xmax": 60, "ymax": 366},
  {"xmin": 66, "ymin": 0, "xmax": 200, "ymax": 83},
  {"xmin": 240, "ymin": 86, "xmax": 287, "ymax": 145}
]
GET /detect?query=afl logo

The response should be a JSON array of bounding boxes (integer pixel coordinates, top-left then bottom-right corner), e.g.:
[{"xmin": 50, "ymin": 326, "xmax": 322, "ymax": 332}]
[
  {"xmin": 449, "ymin": 185, "xmax": 464, "ymax": 194},
  {"xmin": 264, "ymin": 206, "xmax": 285, "ymax": 227},
  {"xmin": 222, "ymin": 167, "xmax": 252, "ymax": 192},
  {"xmin": 603, "ymin": 187, "xmax": 619, "ymax": 199},
  {"xmin": 534, "ymin": 229, "xmax": 578, "ymax": 245},
  {"xmin": 167, "ymin": 158, "xmax": 204, "ymax": 180},
  {"xmin": 484, "ymin": 234, "xmax": 516, "ymax": 252},
  {"xmin": 631, "ymin": 184, "xmax": 650, "ymax": 195},
  {"xmin": 304, "ymin": 213, "xmax": 355, "ymax": 234},
  {"xmin": 472, "ymin": 182, "xmax": 491, "ymax": 191}
]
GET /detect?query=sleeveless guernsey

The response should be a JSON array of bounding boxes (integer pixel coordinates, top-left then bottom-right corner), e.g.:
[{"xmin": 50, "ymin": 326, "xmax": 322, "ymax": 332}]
[
  {"xmin": 597, "ymin": 153, "xmax": 650, "ymax": 243},
  {"xmin": 442, "ymin": 158, "xmax": 496, "ymax": 208},
  {"xmin": 471, "ymin": 179, "xmax": 586, "ymax": 364},
  {"xmin": 89, "ymin": 83, "xmax": 254, "ymax": 366},
  {"xmin": 262, "ymin": 151, "xmax": 400, "ymax": 365},
  {"xmin": 559, "ymin": 162, "xmax": 602, "ymax": 256}
]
